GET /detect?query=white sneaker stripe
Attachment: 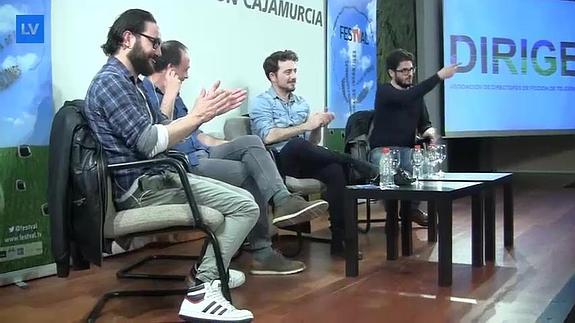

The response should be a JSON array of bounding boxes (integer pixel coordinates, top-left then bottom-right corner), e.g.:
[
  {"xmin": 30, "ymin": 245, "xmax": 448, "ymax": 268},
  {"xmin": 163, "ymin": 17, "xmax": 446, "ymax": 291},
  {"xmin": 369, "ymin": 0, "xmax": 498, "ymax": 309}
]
[
  {"xmin": 202, "ymin": 300, "xmax": 217, "ymax": 313},
  {"xmin": 210, "ymin": 304, "xmax": 223, "ymax": 315}
]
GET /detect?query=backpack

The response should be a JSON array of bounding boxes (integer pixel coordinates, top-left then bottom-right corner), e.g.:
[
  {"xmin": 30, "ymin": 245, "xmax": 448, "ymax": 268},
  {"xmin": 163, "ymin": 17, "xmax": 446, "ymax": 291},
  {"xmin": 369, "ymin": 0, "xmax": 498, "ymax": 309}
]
[{"xmin": 344, "ymin": 110, "xmax": 375, "ymax": 184}]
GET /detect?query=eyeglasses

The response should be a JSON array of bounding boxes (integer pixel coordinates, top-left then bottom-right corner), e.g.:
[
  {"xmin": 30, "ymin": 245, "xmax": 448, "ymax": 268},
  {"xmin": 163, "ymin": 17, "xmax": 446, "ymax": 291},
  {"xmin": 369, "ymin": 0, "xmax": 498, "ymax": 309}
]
[
  {"xmin": 395, "ymin": 67, "xmax": 416, "ymax": 74},
  {"xmin": 133, "ymin": 32, "xmax": 161, "ymax": 49}
]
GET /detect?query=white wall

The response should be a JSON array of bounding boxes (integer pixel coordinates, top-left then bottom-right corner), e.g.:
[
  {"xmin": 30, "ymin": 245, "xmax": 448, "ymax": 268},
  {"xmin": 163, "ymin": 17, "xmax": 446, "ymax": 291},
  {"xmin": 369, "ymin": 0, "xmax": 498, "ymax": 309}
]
[{"xmin": 51, "ymin": 0, "xmax": 325, "ymax": 136}]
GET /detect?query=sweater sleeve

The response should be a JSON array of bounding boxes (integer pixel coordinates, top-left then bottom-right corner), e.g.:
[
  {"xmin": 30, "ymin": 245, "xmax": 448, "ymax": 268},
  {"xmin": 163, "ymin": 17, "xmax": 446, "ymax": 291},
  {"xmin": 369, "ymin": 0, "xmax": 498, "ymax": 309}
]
[
  {"xmin": 378, "ymin": 73, "xmax": 441, "ymax": 106},
  {"xmin": 417, "ymin": 101, "xmax": 433, "ymax": 135}
]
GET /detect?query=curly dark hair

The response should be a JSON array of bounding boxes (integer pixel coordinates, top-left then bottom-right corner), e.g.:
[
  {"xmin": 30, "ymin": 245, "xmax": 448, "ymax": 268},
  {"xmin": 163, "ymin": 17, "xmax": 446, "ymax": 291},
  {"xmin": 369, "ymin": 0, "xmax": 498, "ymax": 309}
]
[
  {"xmin": 385, "ymin": 48, "xmax": 415, "ymax": 71},
  {"xmin": 263, "ymin": 50, "xmax": 299, "ymax": 80}
]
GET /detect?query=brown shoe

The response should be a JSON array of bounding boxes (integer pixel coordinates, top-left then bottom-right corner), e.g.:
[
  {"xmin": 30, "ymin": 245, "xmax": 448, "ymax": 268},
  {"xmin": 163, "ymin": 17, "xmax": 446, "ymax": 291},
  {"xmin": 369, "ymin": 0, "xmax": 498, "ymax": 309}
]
[{"xmin": 410, "ymin": 209, "xmax": 429, "ymax": 227}]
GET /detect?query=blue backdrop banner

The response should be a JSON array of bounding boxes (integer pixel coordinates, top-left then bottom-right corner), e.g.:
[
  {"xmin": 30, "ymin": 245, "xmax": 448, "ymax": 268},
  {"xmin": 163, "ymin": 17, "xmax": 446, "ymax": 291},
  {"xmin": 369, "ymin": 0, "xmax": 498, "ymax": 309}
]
[
  {"xmin": 327, "ymin": 0, "xmax": 377, "ymax": 128},
  {"xmin": 0, "ymin": 0, "xmax": 54, "ymax": 284}
]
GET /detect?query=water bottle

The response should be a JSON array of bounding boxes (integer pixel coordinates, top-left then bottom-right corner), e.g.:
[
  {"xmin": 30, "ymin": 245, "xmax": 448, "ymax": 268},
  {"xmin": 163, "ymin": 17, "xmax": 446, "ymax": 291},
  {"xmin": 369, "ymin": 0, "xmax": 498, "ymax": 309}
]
[
  {"xmin": 379, "ymin": 147, "xmax": 394, "ymax": 189},
  {"xmin": 412, "ymin": 145, "xmax": 424, "ymax": 183},
  {"xmin": 421, "ymin": 148, "xmax": 431, "ymax": 178}
]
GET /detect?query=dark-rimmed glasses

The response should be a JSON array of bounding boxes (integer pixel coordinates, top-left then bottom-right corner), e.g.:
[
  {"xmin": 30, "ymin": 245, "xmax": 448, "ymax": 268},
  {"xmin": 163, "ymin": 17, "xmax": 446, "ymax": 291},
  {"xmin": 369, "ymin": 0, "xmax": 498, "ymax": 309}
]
[
  {"xmin": 395, "ymin": 67, "xmax": 416, "ymax": 74},
  {"xmin": 133, "ymin": 32, "xmax": 161, "ymax": 49}
]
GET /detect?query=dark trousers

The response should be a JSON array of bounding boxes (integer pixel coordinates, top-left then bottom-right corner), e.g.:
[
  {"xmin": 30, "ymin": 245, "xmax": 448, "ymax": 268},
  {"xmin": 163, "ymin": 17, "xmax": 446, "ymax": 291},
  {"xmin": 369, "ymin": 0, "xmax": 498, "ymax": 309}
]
[{"xmin": 276, "ymin": 138, "xmax": 350, "ymax": 240}]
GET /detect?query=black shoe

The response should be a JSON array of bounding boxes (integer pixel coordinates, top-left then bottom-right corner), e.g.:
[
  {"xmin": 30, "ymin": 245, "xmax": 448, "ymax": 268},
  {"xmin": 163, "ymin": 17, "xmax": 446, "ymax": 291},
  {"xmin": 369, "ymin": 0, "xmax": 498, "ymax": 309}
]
[
  {"xmin": 330, "ymin": 240, "xmax": 364, "ymax": 260},
  {"xmin": 393, "ymin": 169, "xmax": 416, "ymax": 186},
  {"xmin": 350, "ymin": 158, "xmax": 379, "ymax": 179},
  {"xmin": 410, "ymin": 209, "xmax": 429, "ymax": 227}
]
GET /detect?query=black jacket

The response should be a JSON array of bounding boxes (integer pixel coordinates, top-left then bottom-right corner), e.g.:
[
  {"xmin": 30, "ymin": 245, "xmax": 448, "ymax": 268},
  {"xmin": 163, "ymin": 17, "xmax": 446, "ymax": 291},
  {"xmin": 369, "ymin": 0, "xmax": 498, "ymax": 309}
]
[
  {"xmin": 344, "ymin": 110, "xmax": 374, "ymax": 153},
  {"xmin": 48, "ymin": 100, "xmax": 104, "ymax": 277}
]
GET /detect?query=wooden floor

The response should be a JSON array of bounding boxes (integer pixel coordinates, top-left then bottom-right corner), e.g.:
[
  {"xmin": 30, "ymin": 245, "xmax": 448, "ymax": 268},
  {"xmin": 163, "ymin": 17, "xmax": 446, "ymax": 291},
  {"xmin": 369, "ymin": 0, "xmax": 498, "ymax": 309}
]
[{"xmin": 1, "ymin": 175, "xmax": 575, "ymax": 322}]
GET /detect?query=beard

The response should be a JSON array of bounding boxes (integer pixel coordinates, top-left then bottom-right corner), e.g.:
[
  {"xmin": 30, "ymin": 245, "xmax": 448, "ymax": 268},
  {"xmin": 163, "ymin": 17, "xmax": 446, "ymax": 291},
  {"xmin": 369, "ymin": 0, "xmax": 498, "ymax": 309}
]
[
  {"xmin": 127, "ymin": 41, "xmax": 155, "ymax": 76},
  {"xmin": 395, "ymin": 77, "xmax": 413, "ymax": 89},
  {"xmin": 279, "ymin": 81, "xmax": 296, "ymax": 93}
]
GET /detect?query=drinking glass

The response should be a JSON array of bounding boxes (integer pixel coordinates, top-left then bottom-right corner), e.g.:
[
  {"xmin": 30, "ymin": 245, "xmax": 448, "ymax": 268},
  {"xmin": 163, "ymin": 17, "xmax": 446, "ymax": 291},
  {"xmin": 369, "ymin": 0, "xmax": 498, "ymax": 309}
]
[{"xmin": 436, "ymin": 144, "xmax": 446, "ymax": 177}]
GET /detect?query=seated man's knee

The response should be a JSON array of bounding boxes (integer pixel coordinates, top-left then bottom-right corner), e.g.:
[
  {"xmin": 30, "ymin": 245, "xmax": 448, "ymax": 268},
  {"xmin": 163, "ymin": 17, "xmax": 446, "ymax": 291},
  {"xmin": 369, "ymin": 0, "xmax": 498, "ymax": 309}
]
[
  {"xmin": 322, "ymin": 163, "xmax": 346, "ymax": 183},
  {"xmin": 235, "ymin": 193, "xmax": 260, "ymax": 224},
  {"xmin": 236, "ymin": 135, "xmax": 265, "ymax": 148}
]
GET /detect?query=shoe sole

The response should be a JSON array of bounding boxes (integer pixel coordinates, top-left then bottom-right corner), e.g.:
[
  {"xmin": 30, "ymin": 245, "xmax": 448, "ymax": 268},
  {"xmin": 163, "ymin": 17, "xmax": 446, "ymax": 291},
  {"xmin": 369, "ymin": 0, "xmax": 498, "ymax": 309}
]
[
  {"xmin": 249, "ymin": 264, "xmax": 306, "ymax": 276},
  {"xmin": 272, "ymin": 200, "xmax": 328, "ymax": 228},
  {"xmin": 178, "ymin": 314, "xmax": 253, "ymax": 323}
]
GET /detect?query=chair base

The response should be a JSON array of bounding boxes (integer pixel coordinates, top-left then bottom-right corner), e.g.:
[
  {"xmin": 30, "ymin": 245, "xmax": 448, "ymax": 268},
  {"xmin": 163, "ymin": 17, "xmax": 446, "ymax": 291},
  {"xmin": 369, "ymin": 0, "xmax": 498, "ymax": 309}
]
[
  {"xmin": 357, "ymin": 198, "xmax": 385, "ymax": 234},
  {"xmin": 116, "ymin": 254, "xmax": 199, "ymax": 280},
  {"xmin": 357, "ymin": 219, "xmax": 386, "ymax": 234},
  {"xmin": 87, "ymin": 288, "xmax": 188, "ymax": 323},
  {"xmin": 275, "ymin": 229, "xmax": 331, "ymax": 258}
]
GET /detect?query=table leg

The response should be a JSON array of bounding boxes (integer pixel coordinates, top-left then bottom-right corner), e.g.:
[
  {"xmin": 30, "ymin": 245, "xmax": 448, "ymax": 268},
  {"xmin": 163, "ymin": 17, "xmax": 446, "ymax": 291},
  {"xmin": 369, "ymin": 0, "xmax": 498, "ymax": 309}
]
[
  {"xmin": 484, "ymin": 188, "xmax": 496, "ymax": 262},
  {"xmin": 385, "ymin": 199, "xmax": 399, "ymax": 260},
  {"xmin": 345, "ymin": 192, "xmax": 359, "ymax": 277},
  {"xmin": 400, "ymin": 200, "xmax": 413, "ymax": 256},
  {"xmin": 503, "ymin": 182, "xmax": 514, "ymax": 248},
  {"xmin": 438, "ymin": 199, "xmax": 453, "ymax": 287},
  {"xmin": 428, "ymin": 201, "xmax": 437, "ymax": 242},
  {"xmin": 472, "ymin": 192, "xmax": 484, "ymax": 267}
]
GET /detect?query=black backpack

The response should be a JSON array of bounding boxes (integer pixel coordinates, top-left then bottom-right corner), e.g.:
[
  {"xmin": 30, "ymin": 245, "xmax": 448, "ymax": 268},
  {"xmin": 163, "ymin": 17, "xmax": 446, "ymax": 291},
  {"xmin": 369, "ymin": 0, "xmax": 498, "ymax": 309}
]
[{"xmin": 344, "ymin": 110, "xmax": 375, "ymax": 184}]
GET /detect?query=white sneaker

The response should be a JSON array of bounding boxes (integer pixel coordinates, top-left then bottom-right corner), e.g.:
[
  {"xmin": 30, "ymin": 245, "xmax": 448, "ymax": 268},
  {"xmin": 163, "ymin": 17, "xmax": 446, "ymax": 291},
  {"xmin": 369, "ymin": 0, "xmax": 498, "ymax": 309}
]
[
  {"xmin": 227, "ymin": 269, "xmax": 246, "ymax": 289},
  {"xmin": 179, "ymin": 280, "xmax": 254, "ymax": 322},
  {"xmin": 189, "ymin": 266, "xmax": 246, "ymax": 289}
]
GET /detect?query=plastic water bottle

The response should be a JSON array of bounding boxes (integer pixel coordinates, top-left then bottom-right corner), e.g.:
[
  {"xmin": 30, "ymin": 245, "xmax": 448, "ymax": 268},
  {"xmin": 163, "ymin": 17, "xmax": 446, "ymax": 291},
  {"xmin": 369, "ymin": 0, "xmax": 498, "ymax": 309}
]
[
  {"xmin": 379, "ymin": 147, "xmax": 394, "ymax": 189},
  {"xmin": 412, "ymin": 145, "xmax": 424, "ymax": 183},
  {"xmin": 421, "ymin": 148, "xmax": 431, "ymax": 178}
]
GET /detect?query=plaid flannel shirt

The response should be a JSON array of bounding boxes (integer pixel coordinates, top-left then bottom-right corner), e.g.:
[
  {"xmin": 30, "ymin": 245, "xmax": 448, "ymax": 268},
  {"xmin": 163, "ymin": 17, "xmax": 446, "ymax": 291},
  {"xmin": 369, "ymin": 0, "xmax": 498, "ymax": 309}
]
[{"xmin": 84, "ymin": 57, "xmax": 165, "ymax": 201}]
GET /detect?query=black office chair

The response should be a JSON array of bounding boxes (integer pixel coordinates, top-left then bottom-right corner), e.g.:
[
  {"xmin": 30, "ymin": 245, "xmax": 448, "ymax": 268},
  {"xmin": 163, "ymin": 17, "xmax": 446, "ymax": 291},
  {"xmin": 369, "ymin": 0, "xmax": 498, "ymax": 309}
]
[
  {"xmin": 48, "ymin": 101, "xmax": 232, "ymax": 322},
  {"xmin": 344, "ymin": 110, "xmax": 381, "ymax": 233}
]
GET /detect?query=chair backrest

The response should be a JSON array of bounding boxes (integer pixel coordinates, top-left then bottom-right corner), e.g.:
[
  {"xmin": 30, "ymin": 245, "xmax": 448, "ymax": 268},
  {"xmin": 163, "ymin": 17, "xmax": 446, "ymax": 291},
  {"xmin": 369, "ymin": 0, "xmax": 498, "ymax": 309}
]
[
  {"xmin": 344, "ymin": 110, "xmax": 374, "ymax": 151},
  {"xmin": 224, "ymin": 116, "xmax": 252, "ymax": 140},
  {"xmin": 223, "ymin": 116, "xmax": 326, "ymax": 194},
  {"xmin": 344, "ymin": 110, "xmax": 375, "ymax": 184}
]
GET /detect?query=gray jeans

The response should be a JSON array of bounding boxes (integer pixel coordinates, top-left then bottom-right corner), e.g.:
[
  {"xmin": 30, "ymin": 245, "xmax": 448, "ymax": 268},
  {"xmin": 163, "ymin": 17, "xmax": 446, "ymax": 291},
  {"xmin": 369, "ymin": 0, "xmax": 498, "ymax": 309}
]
[
  {"xmin": 192, "ymin": 135, "xmax": 287, "ymax": 251},
  {"xmin": 116, "ymin": 171, "xmax": 259, "ymax": 283}
]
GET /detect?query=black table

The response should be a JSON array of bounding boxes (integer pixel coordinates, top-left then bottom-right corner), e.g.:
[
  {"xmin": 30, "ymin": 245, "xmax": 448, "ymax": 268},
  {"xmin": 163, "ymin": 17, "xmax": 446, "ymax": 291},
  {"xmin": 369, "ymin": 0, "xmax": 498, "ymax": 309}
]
[
  {"xmin": 344, "ymin": 181, "xmax": 484, "ymax": 286},
  {"xmin": 420, "ymin": 172, "xmax": 513, "ymax": 261}
]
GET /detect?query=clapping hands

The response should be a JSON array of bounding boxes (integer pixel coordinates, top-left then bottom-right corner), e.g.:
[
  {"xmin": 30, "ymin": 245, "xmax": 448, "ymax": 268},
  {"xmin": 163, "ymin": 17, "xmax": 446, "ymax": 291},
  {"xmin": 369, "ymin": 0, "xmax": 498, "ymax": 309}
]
[
  {"xmin": 190, "ymin": 81, "xmax": 247, "ymax": 123},
  {"xmin": 305, "ymin": 110, "xmax": 335, "ymax": 130}
]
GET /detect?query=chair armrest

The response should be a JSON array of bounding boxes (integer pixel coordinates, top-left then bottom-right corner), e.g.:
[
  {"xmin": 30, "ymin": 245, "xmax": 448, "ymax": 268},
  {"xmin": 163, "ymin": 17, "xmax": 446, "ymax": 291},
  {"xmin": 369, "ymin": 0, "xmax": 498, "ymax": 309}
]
[
  {"xmin": 166, "ymin": 150, "xmax": 191, "ymax": 172},
  {"xmin": 107, "ymin": 157, "xmax": 206, "ymax": 228}
]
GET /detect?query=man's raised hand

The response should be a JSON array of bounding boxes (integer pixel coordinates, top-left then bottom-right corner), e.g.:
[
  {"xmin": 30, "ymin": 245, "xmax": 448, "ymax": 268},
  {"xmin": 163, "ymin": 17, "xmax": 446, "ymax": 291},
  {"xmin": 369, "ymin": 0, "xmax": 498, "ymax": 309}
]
[
  {"xmin": 191, "ymin": 82, "xmax": 247, "ymax": 123},
  {"xmin": 164, "ymin": 68, "xmax": 182, "ymax": 97},
  {"xmin": 437, "ymin": 63, "xmax": 460, "ymax": 80}
]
